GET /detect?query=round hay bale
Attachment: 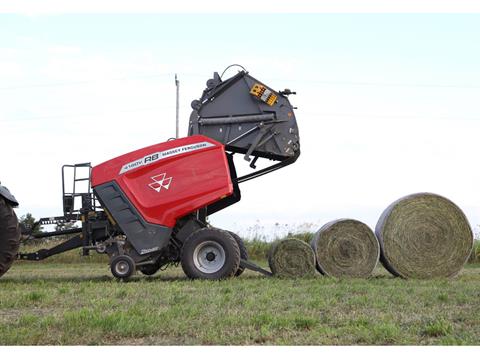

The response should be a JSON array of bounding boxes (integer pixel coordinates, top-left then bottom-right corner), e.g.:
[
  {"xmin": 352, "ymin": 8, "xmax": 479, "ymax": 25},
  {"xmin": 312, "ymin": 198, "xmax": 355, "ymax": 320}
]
[
  {"xmin": 268, "ymin": 238, "xmax": 316, "ymax": 278},
  {"xmin": 376, "ymin": 192, "xmax": 473, "ymax": 279},
  {"xmin": 311, "ymin": 219, "xmax": 380, "ymax": 278}
]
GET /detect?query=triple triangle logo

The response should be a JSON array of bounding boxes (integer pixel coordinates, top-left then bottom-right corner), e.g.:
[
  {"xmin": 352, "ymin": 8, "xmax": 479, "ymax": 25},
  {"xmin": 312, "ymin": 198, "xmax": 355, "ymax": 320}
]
[{"xmin": 148, "ymin": 173, "xmax": 173, "ymax": 193}]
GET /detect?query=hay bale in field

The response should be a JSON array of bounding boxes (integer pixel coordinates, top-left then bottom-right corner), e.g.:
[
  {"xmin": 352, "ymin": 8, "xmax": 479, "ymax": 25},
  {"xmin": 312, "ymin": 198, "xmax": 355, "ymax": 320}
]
[
  {"xmin": 376, "ymin": 193, "xmax": 473, "ymax": 279},
  {"xmin": 311, "ymin": 219, "xmax": 379, "ymax": 278},
  {"xmin": 268, "ymin": 238, "xmax": 316, "ymax": 278}
]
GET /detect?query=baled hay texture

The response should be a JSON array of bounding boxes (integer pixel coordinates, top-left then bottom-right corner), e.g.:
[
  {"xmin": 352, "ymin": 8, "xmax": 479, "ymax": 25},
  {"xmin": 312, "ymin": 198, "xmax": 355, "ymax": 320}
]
[
  {"xmin": 376, "ymin": 192, "xmax": 473, "ymax": 279},
  {"xmin": 268, "ymin": 238, "xmax": 316, "ymax": 278},
  {"xmin": 311, "ymin": 219, "xmax": 380, "ymax": 278}
]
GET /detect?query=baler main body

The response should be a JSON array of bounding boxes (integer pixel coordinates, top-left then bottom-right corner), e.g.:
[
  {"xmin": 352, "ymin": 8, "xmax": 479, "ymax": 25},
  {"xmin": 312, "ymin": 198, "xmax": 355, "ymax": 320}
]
[
  {"xmin": 91, "ymin": 135, "xmax": 233, "ymax": 255},
  {"xmin": 6, "ymin": 67, "xmax": 300, "ymax": 280}
]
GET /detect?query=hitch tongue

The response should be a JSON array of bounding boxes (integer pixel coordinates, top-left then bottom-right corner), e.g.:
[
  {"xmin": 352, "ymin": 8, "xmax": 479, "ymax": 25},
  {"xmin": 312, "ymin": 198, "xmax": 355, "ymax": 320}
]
[
  {"xmin": 240, "ymin": 259, "xmax": 273, "ymax": 277},
  {"xmin": 17, "ymin": 235, "xmax": 84, "ymax": 261}
]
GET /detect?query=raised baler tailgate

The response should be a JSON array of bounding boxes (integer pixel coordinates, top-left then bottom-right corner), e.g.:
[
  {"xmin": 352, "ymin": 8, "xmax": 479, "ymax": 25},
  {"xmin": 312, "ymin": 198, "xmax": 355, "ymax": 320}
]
[{"xmin": 91, "ymin": 135, "xmax": 233, "ymax": 227}]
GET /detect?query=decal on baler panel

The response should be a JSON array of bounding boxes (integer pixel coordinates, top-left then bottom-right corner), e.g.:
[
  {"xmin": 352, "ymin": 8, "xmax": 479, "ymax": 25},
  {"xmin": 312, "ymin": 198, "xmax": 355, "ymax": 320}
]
[
  {"xmin": 148, "ymin": 173, "xmax": 172, "ymax": 193},
  {"xmin": 119, "ymin": 141, "xmax": 215, "ymax": 174},
  {"xmin": 140, "ymin": 246, "xmax": 161, "ymax": 255}
]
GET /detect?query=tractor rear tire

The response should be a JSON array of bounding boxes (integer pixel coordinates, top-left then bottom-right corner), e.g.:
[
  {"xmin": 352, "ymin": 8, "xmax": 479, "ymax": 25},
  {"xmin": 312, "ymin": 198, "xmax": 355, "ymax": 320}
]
[
  {"xmin": 227, "ymin": 231, "xmax": 248, "ymax": 276},
  {"xmin": 0, "ymin": 197, "xmax": 21, "ymax": 278},
  {"xmin": 181, "ymin": 228, "xmax": 240, "ymax": 280}
]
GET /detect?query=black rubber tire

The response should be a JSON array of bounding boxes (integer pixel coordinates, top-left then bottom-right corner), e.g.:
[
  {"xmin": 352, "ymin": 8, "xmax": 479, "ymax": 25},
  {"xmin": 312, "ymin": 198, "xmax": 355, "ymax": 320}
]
[
  {"xmin": 181, "ymin": 228, "xmax": 240, "ymax": 280},
  {"xmin": 110, "ymin": 255, "xmax": 136, "ymax": 279},
  {"xmin": 139, "ymin": 264, "xmax": 160, "ymax": 276},
  {"xmin": 0, "ymin": 197, "xmax": 20, "ymax": 278},
  {"xmin": 227, "ymin": 231, "xmax": 248, "ymax": 276}
]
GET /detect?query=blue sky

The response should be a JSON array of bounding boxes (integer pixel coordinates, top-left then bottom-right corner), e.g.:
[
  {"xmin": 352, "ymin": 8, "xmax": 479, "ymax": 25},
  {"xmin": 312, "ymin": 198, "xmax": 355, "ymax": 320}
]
[
  {"xmin": 1, "ymin": 14, "xmax": 479, "ymax": 237},
  {"xmin": 2, "ymin": 14, "xmax": 480, "ymax": 81}
]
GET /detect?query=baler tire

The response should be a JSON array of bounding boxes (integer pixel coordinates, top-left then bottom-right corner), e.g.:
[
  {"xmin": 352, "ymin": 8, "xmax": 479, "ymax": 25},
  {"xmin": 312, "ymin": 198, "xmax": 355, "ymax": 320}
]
[
  {"xmin": 227, "ymin": 231, "xmax": 248, "ymax": 276},
  {"xmin": 181, "ymin": 228, "xmax": 240, "ymax": 280},
  {"xmin": 0, "ymin": 197, "xmax": 21, "ymax": 278},
  {"xmin": 110, "ymin": 255, "xmax": 136, "ymax": 279}
]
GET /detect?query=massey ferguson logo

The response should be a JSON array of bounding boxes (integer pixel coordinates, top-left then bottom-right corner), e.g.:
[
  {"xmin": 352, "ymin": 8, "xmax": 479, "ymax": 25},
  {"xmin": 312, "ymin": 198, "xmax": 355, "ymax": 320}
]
[{"xmin": 148, "ymin": 173, "xmax": 172, "ymax": 192}]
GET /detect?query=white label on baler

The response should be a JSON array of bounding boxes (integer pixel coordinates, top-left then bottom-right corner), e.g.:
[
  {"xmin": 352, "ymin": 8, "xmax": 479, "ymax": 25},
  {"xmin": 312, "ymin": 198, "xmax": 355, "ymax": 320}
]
[
  {"xmin": 260, "ymin": 89, "xmax": 272, "ymax": 102},
  {"xmin": 140, "ymin": 246, "xmax": 160, "ymax": 255},
  {"xmin": 119, "ymin": 141, "xmax": 215, "ymax": 174}
]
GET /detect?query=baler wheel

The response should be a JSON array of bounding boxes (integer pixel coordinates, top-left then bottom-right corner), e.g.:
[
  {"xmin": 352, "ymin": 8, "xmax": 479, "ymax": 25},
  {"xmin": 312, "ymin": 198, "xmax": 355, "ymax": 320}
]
[
  {"xmin": 139, "ymin": 264, "xmax": 160, "ymax": 276},
  {"xmin": 0, "ymin": 197, "xmax": 20, "ymax": 278},
  {"xmin": 110, "ymin": 255, "xmax": 136, "ymax": 279},
  {"xmin": 181, "ymin": 228, "xmax": 240, "ymax": 280},
  {"xmin": 227, "ymin": 231, "xmax": 248, "ymax": 276}
]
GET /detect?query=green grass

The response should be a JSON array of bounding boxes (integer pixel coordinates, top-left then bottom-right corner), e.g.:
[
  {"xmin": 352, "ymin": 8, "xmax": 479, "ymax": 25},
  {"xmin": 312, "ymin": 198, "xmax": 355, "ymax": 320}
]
[
  {"xmin": 468, "ymin": 240, "xmax": 480, "ymax": 263},
  {"xmin": 1, "ymin": 258, "xmax": 479, "ymax": 345}
]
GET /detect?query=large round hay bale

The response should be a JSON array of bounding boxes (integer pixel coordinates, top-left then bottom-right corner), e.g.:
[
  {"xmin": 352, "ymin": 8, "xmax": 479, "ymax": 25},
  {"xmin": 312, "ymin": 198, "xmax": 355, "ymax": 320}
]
[
  {"xmin": 311, "ymin": 219, "xmax": 380, "ymax": 278},
  {"xmin": 376, "ymin": 193, "xmax": 473, "ymax": 279},
  {"xmin": 268, "ymin": 238, "xmax": 316, "ymax": 278}
]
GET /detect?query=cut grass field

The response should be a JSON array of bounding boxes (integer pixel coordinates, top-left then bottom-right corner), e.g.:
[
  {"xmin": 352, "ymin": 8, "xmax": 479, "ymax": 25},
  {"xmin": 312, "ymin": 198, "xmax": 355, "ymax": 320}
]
[{"xmin": 1, "ymin": 250, "xmax": 479, "ymax": 345}]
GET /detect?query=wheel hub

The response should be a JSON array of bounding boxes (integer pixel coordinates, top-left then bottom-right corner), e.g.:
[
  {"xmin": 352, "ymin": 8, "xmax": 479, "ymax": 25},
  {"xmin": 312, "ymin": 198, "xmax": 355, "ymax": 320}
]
[
  {"xmin": 192, "ymin": 240, "xmax": 226, "ymax": 274},
  {"xmin": 206, "ymin": 252, "xmax": 216, "ymax": 261},
  {"xmin": 115, "ymin": 260, "xmax": 130, "ymax": 276}
]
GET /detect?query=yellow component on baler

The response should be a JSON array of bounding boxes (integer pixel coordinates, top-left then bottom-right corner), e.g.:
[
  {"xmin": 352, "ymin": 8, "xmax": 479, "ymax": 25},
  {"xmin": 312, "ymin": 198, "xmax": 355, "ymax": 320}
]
[{"xmin": 250, "ymin": 83, "xmax": 277, "ymax": 106}]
